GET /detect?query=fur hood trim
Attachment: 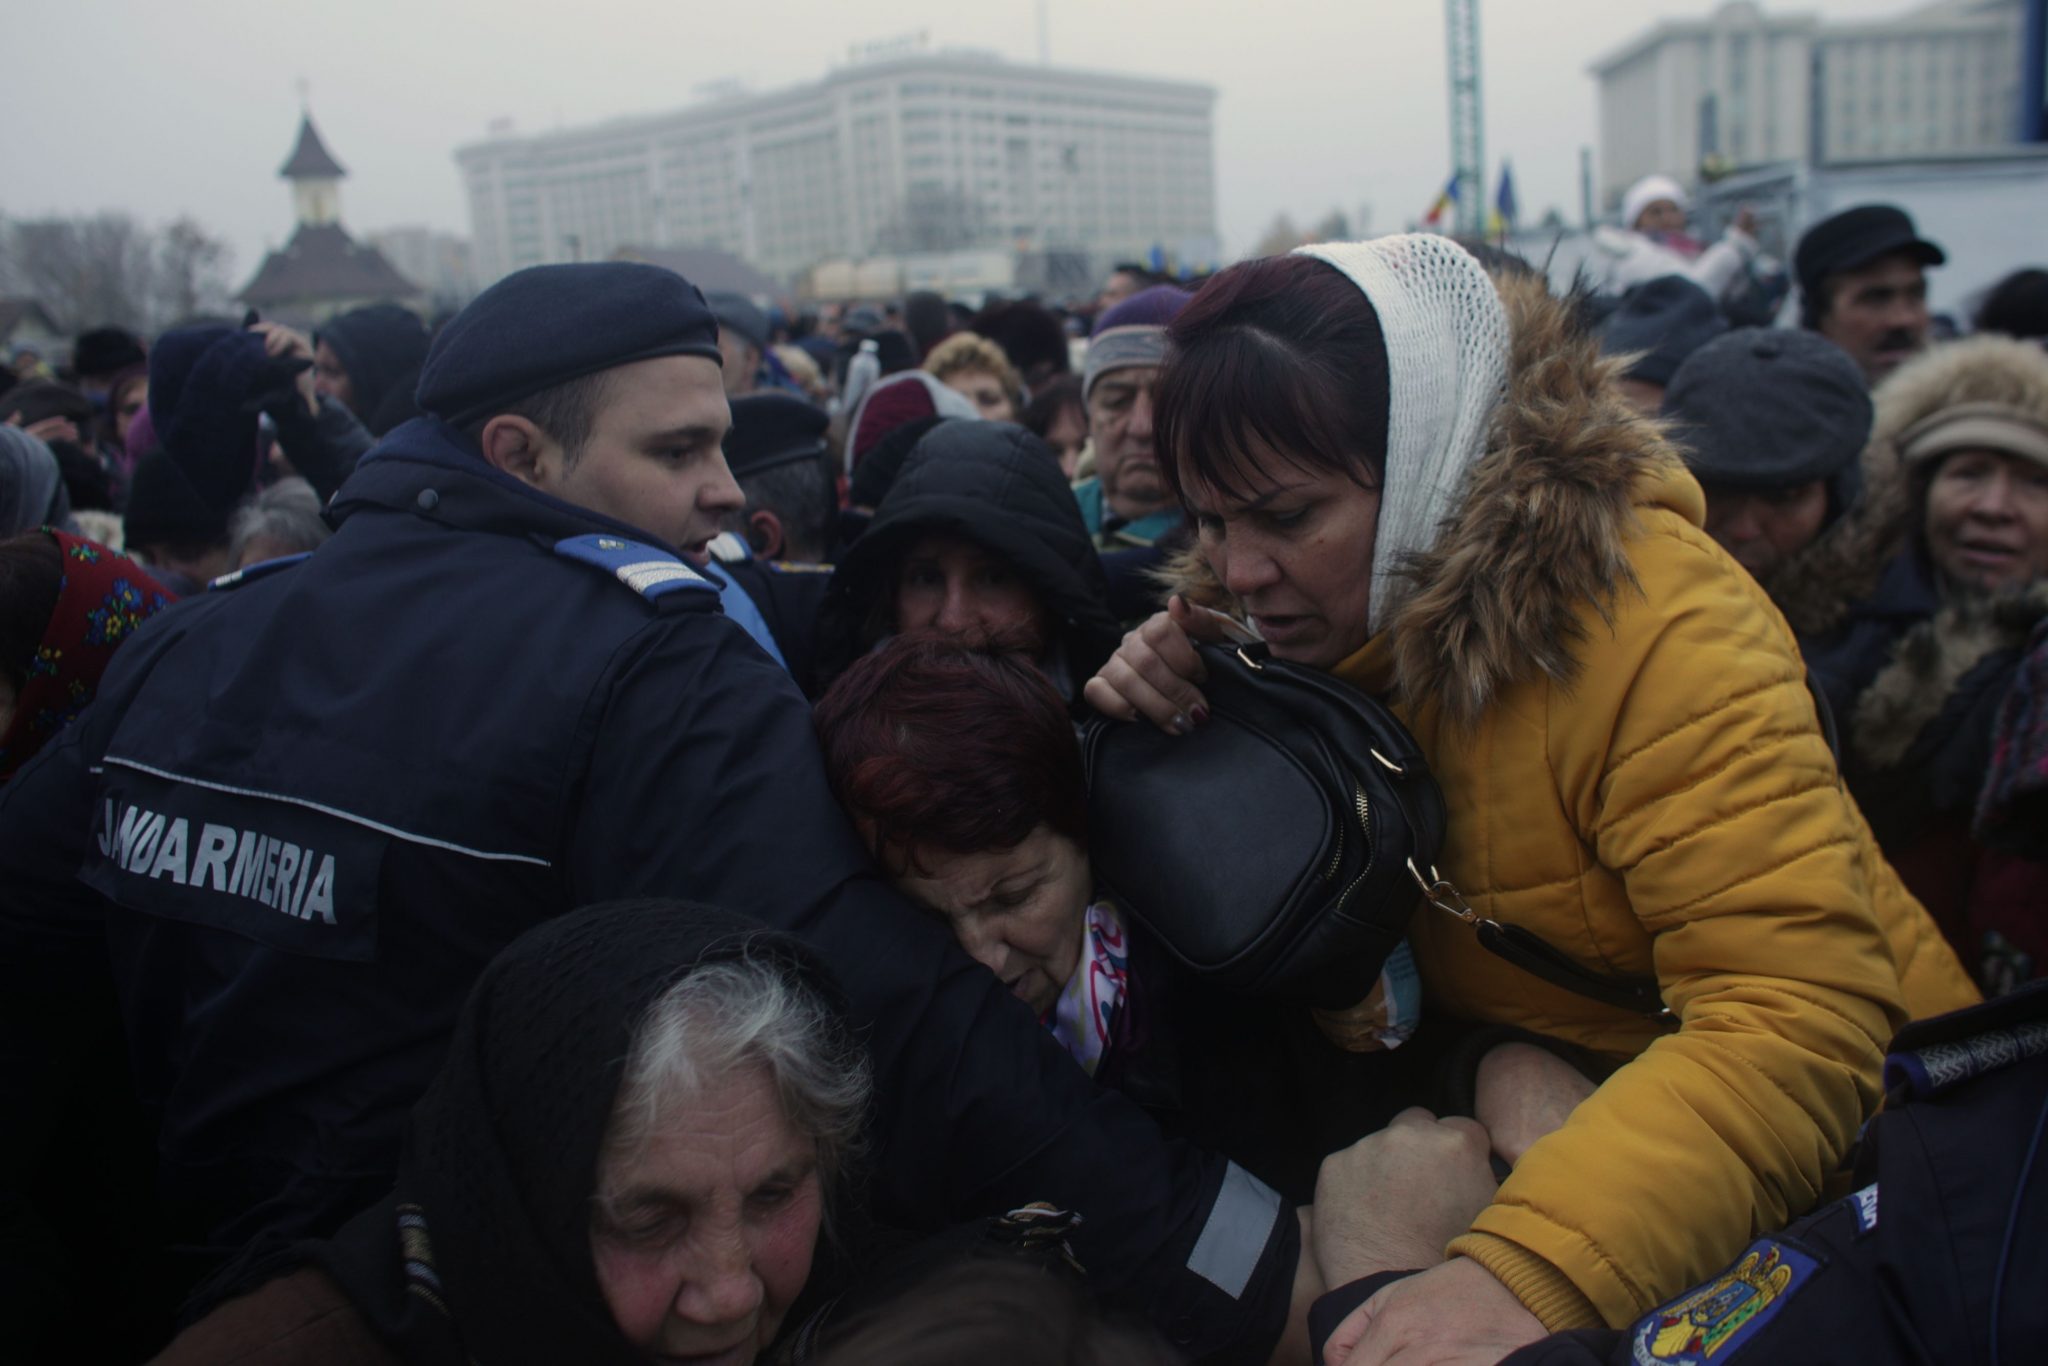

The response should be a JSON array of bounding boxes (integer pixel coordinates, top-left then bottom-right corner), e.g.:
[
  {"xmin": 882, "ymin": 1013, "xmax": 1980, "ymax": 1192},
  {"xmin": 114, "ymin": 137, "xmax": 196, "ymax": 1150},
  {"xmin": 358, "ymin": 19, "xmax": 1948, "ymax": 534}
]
[
  {"xmin": 1850, "ymin": 581, "xmax": 2048, "ymax": 772},
  {"xmin": 1770, "ymin": 335, "xmax": 2048, "ymax": 635},
  {"xmin": 1164, "ymin": 270, "xmax": 1682, "ymax": 723}
]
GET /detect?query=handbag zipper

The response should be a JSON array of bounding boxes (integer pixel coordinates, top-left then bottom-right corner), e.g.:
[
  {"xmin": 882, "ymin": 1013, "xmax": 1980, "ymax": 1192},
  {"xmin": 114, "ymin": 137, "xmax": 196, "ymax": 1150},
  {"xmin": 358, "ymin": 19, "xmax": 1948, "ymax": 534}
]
[{"xmin": 1333, "ymin": 782, "xmax": 1375, "ymax": 910}]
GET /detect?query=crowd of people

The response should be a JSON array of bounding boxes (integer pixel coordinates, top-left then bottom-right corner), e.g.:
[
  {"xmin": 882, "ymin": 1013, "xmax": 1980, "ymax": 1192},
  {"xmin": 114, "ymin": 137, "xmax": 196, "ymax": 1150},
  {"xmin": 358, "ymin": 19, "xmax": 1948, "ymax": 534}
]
[{"xmin": 2, "ymin": 177, "xmax": 2045, "ymax": 1366}]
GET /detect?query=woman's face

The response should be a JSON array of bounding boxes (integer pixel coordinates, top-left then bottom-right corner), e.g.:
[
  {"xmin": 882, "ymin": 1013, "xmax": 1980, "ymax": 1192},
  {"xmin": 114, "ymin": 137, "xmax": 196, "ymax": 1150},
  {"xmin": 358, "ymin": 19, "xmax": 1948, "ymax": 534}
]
[
  {"xmin": 113, "ymin": 380, "xmax": 148, "ymax": 443},
  {"xmin": 1183, "ymin": 448, "xmax": 1383, "ymax": 668},
  {"xmin": 894, "ymin": 532, "xmax": 1049, "ymax": 655},
  {"xmin": 1924, "ymin": 448, "xmax": 2048, "ymax": 592},
  {"xmin": 1043, "ymin": 405, "xmax": 1088, "ymax": 481},
  {"xmin": 895, "ymin": 825, "xmax": 1092, "ymax": 1016},
  {"xmin": 941, "ymin": 368, "xmax": 1017, "ymax": 422},
  {"xmin": 590, "ymin": 1066, "xmax": 823, "ymax": 1364}
]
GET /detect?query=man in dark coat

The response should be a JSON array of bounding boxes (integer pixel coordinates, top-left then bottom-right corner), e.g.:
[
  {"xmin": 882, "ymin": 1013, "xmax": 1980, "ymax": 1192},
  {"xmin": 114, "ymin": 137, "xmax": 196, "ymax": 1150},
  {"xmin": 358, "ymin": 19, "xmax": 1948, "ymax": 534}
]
[{"xmin": 0, "ymin": 263, "xmax": 1304, "ymax": 1362}]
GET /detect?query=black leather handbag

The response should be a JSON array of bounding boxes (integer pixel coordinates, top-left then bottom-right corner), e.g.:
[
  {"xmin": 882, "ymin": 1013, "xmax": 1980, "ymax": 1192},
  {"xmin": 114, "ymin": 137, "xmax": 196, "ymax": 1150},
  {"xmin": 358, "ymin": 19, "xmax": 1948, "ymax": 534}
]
[{"xmin": 1078, "ymin": 641, "xmax": 1446, "ymax": 1008}]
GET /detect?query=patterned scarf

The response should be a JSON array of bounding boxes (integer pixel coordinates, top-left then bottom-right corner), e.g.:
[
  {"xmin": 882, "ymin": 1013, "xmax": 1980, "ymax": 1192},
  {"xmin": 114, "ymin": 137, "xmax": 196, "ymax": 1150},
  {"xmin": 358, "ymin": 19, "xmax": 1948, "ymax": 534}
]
[{"xmin": 0, "ymin": 529, "xmax": 176, "ymax": 780}]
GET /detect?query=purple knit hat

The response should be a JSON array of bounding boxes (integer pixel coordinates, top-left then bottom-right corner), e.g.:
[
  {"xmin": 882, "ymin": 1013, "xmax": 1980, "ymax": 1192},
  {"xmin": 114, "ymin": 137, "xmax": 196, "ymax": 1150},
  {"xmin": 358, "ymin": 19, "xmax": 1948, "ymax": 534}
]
[
  {"xmin": 1091, "ymin": 284, "xmax": 1194, "ymax": 338},
  {"xmin": 1084, "ymin": 285, "xmax": 1194, "ymax": 400}
]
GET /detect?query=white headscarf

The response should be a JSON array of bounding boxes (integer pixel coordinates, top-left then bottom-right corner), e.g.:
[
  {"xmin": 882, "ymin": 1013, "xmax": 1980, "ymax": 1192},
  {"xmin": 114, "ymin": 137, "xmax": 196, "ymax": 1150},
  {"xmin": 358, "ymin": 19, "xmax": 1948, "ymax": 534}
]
[{"xmin": 1291, "ymin": 235, "xmax": 1510, "ymax": 634}]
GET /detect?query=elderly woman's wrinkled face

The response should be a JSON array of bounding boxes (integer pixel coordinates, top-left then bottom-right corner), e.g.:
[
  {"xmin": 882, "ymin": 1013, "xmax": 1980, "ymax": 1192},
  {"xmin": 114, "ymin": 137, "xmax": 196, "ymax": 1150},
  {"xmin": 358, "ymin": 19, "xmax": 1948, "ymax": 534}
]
[
  {"xmin": 1924, "ymin": 448, "xmax": 2048, "ymax": 592},
  {"xmin": 1184, "ymin": 447, "xmax": 1382, "ymax": 669},
  {"xmin": 894, "ymin": 533, "xmax": 1049, "ymax": 655},
  {"xmin": 590, "ymin": 1066, "xmax": 822, "ymax": 1364},
  {"xmin": 895, "ymin": 824, "xmax": 1092, "ymax": 1016}
]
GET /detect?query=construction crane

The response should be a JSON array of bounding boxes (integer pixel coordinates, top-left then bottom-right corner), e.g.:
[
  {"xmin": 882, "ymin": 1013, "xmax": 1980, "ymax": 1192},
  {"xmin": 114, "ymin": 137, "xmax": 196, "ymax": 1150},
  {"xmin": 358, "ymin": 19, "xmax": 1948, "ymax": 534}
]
[{"xmin": 1445, "ymin": 0, "xmax": 1484, "ymax": 236}]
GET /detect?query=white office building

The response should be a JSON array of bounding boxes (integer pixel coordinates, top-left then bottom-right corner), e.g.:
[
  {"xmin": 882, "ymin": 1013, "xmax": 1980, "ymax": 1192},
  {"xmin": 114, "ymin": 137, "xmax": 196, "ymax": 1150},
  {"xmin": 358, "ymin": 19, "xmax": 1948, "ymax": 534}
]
[
  {"xmin": 455, "ymin": 48, "xmax": 1218, "ymax": 287},
  {"xmin": 1590, "ymin": 0, "xmax": 2025, "ymax": 213}
]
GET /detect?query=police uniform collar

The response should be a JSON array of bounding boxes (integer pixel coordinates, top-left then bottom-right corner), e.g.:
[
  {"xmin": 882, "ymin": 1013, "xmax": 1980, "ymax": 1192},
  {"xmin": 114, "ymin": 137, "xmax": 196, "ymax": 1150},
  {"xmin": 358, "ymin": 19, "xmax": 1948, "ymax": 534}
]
[{"xmin": 332, "ymin": 416, "xmax": 690, "ymax": 555}]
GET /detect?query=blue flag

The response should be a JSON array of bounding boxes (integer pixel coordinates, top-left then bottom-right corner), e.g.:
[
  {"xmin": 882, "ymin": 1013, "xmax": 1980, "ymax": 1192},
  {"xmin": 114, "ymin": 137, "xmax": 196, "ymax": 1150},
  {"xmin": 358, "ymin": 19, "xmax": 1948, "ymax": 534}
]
[{"xmin": 1494, "ymin": 162, "xmax": 1518, "ymax": 228}]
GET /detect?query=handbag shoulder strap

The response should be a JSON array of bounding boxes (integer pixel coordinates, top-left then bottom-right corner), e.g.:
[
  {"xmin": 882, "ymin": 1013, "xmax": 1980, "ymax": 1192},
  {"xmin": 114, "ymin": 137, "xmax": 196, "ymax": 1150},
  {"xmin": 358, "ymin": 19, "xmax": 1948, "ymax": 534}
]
[{"xmin": 1408, "ymin": 861, "xmax": 1676, "ymax": 1025}]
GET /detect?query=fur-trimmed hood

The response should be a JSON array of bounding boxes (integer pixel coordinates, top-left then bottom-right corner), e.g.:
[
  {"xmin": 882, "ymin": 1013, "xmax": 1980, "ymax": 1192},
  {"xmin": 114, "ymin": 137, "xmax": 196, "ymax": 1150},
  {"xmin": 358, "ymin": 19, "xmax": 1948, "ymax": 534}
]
[
  {"xmin": 1769, "ymin": 334, "xmax": 2048, "ymax": 636},
  {"xmin": 1851, "ymin": 580, "xmax": 2048, "ymax": 774},
  {"xmin": 1165, "ymin": 269, "xmax": 1689, "ymax": 723}
]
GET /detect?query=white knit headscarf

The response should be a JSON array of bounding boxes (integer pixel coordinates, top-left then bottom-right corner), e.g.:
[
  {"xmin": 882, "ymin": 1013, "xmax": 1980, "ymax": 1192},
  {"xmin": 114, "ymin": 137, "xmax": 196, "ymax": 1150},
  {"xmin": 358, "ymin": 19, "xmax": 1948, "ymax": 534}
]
[{"xmin": 1291, "ymin": 235, "xmax": 1510, "ymax": 634}]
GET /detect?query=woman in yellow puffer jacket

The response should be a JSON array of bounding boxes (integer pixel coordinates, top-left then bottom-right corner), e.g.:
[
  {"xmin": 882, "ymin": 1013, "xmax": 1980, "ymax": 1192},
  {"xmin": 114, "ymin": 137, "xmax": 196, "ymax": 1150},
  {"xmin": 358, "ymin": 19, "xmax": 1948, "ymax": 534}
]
[{"xmin": 1083, "ymin": 236, "xmax": 1976, "ymax": 1358}]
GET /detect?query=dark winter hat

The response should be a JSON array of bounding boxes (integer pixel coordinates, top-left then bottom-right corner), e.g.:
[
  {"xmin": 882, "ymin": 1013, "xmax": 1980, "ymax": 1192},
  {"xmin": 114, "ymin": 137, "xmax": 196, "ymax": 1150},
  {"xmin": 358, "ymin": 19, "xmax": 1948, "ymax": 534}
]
[
  {"xmin": 71, "ymin": 326, "xmax": 147, "ymax": 381},
  {"xmin": 1, "ymin": 379, "xmax": 95, "ymax": 429},
  {"xmin": 1661, "ymin": 328, "xmax": 1872, "ymax": 501},
  {"xmin": 316, "ymin": 304, "xmax": 430, "ymax": 420},
  {"xmin": 146, "ymin": 326, "xmax": 274, "ymax": 513},
  {"xmin": 124, "ymin": 448, "xmax": 230, "ymax": 549},
  {"xmin": 705, "ymin": 291, "xmax": 770, "ymax": 353},
  {"xmin": 1599, "ymin": 275, "xmax": 1728, "ymax": 388},
  {"xmin": 1085, "ymin": 285, "xmax": 1192, "ymax": 401},
  {"xmin": 903, "ymin": 290, "xmax": 953, "ymax": 357},
  {"xmin": 1794, "ymin": 205, "xmax": 1945, "ymax": 301},
  {"xmin": 416, "ymin": 262, "xmax": 723, "ymax": 426},
  {"xmin": 725, "ymin": 392, "xmax": 829, "ymax": 479}
]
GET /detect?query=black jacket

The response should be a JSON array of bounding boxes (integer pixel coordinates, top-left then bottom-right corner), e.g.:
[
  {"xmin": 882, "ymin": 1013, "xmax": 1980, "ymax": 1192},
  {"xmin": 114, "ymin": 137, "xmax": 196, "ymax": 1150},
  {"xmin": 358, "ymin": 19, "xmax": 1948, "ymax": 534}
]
[
  {"xmin": 0, "ymin": 416, "xmax": 1294, "ymax": 1361},
  {"xmin": 816, "ymin": 421, "xmax": 1123, "ymax": 695}
]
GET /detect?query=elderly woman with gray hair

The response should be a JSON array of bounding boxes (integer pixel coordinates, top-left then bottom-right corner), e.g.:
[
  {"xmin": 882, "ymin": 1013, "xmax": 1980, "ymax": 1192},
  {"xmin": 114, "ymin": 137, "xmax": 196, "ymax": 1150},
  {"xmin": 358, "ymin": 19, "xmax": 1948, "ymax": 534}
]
[
  {"xmin": 155, "ymin": 900, "xmax": 869, "ymax": 1365},
  {"xmin": 228, "ymin": 477, "xmax": 333, "ymax": 571}
]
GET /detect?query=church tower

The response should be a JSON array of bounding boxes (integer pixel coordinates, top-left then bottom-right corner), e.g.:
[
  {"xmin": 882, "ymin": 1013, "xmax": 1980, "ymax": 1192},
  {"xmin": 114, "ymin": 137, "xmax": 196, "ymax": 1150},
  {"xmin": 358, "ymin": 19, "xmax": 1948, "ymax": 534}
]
[{"xmin": 280, "ymin": 113, "xmax": 346, "ymax": 227}]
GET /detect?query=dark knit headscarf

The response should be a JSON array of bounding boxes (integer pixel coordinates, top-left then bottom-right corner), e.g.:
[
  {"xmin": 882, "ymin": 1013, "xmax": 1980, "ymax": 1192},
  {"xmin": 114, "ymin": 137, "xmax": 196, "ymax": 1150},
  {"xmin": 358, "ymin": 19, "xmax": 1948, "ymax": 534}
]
[{"xmin": 306, "ymin": 901, "xmax": 854, "ymax": 1365}]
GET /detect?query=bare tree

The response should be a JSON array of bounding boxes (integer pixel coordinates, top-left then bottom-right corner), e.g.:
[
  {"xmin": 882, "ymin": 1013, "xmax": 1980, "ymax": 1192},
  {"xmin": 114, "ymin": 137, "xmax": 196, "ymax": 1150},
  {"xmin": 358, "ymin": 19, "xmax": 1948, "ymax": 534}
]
[
  {"xmin": 0, "ymin": 212, "xmax": 235, "ymax": 334},
  {"xmin": 1307, "ymin": 208, "xmax": 1353, "ymax": 243},
  {"xmin": 154, "ymin": 217, "xmax": 234, "ymax": 325}
]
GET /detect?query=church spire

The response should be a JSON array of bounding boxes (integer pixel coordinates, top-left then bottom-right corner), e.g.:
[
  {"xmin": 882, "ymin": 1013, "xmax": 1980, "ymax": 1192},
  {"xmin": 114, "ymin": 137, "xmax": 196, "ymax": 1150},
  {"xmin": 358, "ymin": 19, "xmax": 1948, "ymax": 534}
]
[{"xmin": 279, "ymin": 112, "xmax": 346, "ymax": 226}]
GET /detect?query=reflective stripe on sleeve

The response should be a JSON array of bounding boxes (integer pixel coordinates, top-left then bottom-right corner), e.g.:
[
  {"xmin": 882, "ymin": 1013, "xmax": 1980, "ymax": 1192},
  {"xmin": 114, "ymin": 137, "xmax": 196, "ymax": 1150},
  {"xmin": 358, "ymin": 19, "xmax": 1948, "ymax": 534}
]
[{"xmin": 1187, "ymin": 1161, "xmax": 1284, "ymax": 1298}]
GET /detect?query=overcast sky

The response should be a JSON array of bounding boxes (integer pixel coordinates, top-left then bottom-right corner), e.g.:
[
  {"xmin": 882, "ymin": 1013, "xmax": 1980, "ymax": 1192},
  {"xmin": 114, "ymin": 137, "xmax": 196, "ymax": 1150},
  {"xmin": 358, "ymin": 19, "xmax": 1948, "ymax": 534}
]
[{"xmin": 7, "ymin": 0, "xmax": 1922, "ymax": 285}]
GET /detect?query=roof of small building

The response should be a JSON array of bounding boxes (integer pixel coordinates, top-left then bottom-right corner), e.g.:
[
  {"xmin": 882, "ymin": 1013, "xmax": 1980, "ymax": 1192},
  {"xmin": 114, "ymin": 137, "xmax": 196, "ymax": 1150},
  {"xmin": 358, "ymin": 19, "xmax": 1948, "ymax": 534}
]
[
  {"xmin": 0, "ymin": 298, "xmax": 65, "ymax": 340},
  {"xmin": 280, "ymin": 114, "xmax": 347, "ymax": 180},
  {"xmin": 240, "ymin": 223, "xmax": 418, "ymax": 306},
  {"xmin": 613, "ymin": 244, "xmax": 783, "ymax": 298}
]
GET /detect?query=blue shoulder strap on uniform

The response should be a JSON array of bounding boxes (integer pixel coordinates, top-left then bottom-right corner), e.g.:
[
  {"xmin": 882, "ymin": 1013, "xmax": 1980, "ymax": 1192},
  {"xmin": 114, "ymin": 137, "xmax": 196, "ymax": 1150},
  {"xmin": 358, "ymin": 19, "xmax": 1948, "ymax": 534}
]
[
  {"xmin": 553, "ymin": 534, "xmax": 717, "ymax": 603},
  {"xmin": 703, "ymin": 532, "xmax": 790, "ymax": 668},
  {"xmin": 209, "ymin": 552, "xmax": 313, "ymax": 591},
  {"xmin": 714, "ymin": 574, "xmax": 789, "ymax": 669}
]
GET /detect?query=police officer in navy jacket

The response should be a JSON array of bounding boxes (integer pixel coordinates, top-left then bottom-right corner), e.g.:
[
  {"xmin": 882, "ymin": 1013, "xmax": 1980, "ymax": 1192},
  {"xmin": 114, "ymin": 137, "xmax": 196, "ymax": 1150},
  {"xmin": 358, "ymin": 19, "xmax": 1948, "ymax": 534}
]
[{"xmin": 0, "ymin": 264, "xmax": 1303, "ymax": 1361}]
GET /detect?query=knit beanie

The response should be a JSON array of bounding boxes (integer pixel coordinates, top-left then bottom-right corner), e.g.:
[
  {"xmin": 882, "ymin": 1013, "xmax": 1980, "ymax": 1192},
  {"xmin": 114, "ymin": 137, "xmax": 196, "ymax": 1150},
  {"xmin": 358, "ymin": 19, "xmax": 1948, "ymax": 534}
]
[
  {"xmin": 1621, "ymin": 174, "xmax": 1687, "ymax": 233},
  {"xmin": 1292, "ymin": 236, "xmax": 1510, "ymax": 634},
  {"xmin": 1084, "ymin": 285, "xmax": 1193, "ymax": 402},
  {"xmin": 847, "ymin": 371, "xmax": 978, "ymax": 469},
  {"xmin": 1600, "ymin": 275, "xmax": 1728, "ymax": 387}
]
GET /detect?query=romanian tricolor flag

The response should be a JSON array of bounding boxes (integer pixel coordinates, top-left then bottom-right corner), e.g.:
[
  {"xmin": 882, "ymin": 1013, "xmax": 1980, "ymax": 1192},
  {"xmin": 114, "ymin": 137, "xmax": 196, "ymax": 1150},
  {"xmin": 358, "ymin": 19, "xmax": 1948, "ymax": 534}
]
[{"xmin": 1422, "ymin": 173, "xmax": 1461, "ymax": 227}]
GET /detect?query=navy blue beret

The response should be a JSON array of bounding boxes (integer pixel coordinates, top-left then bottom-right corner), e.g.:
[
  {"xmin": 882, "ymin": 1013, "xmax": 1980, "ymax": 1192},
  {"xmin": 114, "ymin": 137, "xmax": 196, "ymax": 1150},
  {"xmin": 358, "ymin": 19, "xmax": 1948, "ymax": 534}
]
[
  {"xmin": 416, "ymin": 262, "xmax": 723, "ymax": 425},
  {"xmin": 725, "ymin": 393, "xmax": 829, "ymax": 479}
]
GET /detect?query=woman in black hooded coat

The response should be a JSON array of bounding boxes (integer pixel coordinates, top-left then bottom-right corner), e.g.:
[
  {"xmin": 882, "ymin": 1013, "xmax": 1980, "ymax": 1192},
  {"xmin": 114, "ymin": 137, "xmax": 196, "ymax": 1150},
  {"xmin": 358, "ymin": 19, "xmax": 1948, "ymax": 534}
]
[{"xmin": 815, "ymin": 421, "xmax": 1122, "ymax": 704}]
